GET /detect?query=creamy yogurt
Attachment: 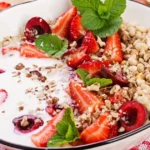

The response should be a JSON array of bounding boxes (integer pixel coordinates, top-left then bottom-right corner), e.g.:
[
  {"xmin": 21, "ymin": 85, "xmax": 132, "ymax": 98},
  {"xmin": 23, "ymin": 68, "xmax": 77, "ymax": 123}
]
[{"xmin": 0, "ymin": 49, "xmax": 72, "ymax": 147}]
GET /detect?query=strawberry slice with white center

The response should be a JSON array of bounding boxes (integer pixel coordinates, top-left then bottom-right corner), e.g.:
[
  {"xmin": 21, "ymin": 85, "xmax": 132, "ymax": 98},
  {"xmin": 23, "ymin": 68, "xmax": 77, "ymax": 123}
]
[
  {"xmin": 69, "ymin": 81, "xmax": 104, "ymax": 114},
  {"xmin": 81, "ymin": 31, "xmax": 99, "ymax": 54},
  {"xmin": 31, "ymin": 109, "xmax": 65, "ymax": 147},
  {"xmin": 0, "ymin": 89, "xmax": 8, "ymax": 106},
  {"xmin": 0, "ymin": 2, "xmax": 11, "ymax": 11},
  {"xmin": 20, "ymin": 43, "xmax": 50, "ymax": 58},
  {"xmin": 79, "ymin": 60, "xmax": 109, "ymax": 76},
  {"xmin": 80, "ymin": 112, "xmax": 111, "ymax": 144},
  {"xmin": 2, "ymin": 46, "xmax": 19, "ymax": 55},
  {"xmin": 70, "ymin": 14, "xmax": 87, "ymax": 41},
  {"xmin": 66, "ymin": 46, "xmax": 91, "ymax": 68},
  {"xmin": 104, "ymin": 32, "xmax": 123, "ymax": 63},
  {"xmin": 52, "ymin": 6, "xmax": 77, "ymax": 39}
]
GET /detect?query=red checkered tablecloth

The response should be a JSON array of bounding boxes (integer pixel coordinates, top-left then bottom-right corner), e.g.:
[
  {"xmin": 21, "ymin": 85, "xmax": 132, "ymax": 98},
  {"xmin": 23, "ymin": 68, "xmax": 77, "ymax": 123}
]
[{"xmin": 0, "ymin": 0, "xmax": 150, "ymax": 150}]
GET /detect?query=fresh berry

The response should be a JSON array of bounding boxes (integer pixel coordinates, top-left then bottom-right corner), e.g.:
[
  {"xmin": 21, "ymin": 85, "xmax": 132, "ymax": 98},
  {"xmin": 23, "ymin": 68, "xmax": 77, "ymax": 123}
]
[
  {"xmin": 104, "ymin": 32, "xmax": 123, "ymax": 63},
  {"xmin": 118, "ymin": 101, "xmax": 148, "ymax": 132},
  {"xmin": 0, "ymin": 89, "xmax": 8, "ymax": 106},
  {"xmin": 81, "ymin": 31, "xmax": 99, "ymax": 53},
  {"xmin": 70, "ymin": 14, "xmax": 86, "ymax": 40},
  {"xmin": 2, "ymin": 46, "xmax": 19, "ymax": 55},
  {"xmin": 13, "ymin": 115, "xmax": 44, "ymax": 134},
  {"xmin": 24, "ymin": 17, "xmax": 51, "ymax": 42},
  {"xmin": 69, "ymin": 81, "xmax": 104, "ymax": 114},
  {"xmin": 52, "ymin": 6, "xmax": 77, "ymax": 39},
  {"xmin": 45, "ymin": 106, "xmax": 55, "ymax": 117},
  {"xmin": 0, "ymin": 69, "xmax": 5, "ymax": 74},
  {"xmin": 66, "ymin": 46, "xmax": 90, "ymax": 68},
  {"xmin": 0, "ymin": 89, "xmax": 7, "ymax": 104},
  {"xmin": 31, "ymin": 109, "xmax": 65, "ymax": 147},
  {"xmin": 80, "ymin": 112, "xmax": 110, "ymax": 144},
  {"xmin": 0, "ymin": 2, "xmax": 11, "ymax": 11},
  {"xmin": 79, "ymin": 60, "xmax": 109, "ymax": 76},
  {"xmin": 134, "ymin": 0, "xmax": 148, "ymax": 5},
  {"xmin": 100, "ymin": 66, "xmax": 128, "ymax": 86},
  {"xmin": 109, "ymin": 123, "xmax": 119, "ymax": 138},
  {"xmin": 109, "ymin": 89, "xmax": 125, "ymax": 104},
  {"xmin": 20, "ymin": 43, "xmax": 49, "ymax": 58}
]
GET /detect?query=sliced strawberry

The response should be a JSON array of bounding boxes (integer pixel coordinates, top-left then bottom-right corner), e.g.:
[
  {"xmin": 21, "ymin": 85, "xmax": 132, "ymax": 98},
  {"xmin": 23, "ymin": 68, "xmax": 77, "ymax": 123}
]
[
  {"xmin": 52, "ymin": 6, "xmax": 77, "ymax": 39},
  {"xmin": 80, "ymin": 112, "xmax": 111, "ymax": 144},
  {"xmin": 0, "ymin": 69, "xmax": 5, "ymax": 74},
  {"xmin": 118, "ymin": 101, "xmax": 148, "ymax": 132},
  {"xmin": 104, "ymin": 32, "xmax": 123, "ymax": 63},
  {"xmin": 109, "ymin": 123, "xmax": 119, "ymax": 138},
  {"xmin": 66, "ymin": 46, "xmax": 91, "ymax": 68},
  {"xmin": 0, "ymin": 89, "xmax": 8, "ymax": 106},
  {"xmin": 0, "ymin": 2, "xmax": 11, "ymax": 11},
  {"xmin": 69, "ymin": 81, "xmax": 104, "ymax": 114},
  {"xmin": 20, "ymin": 43, "xmax": 49, "ymax": 58},
  {"xmin": 79, "ymin": 60, "xmax": 109, "ymax": 76},
  {"xmin": 70, "ymin": 14, "xmax": 86, "ymax": 41},
  {"xmin": 134, "ymin": 0, "xmax": 148, "ymax": 5},
  {"xmin": 81, "ymin": 31, "xmax": 99, "ymax": 54},
  {"xmin": 2, "ymin": 46, "xmax": 19, "ymax": 55},
  {"xmin": 31, "ymin": 109, "xmax": 65, "ymax": 147}
]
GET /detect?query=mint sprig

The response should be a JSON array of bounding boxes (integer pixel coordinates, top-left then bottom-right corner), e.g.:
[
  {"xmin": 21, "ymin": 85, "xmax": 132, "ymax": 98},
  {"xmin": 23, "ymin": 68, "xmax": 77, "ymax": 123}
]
[
  {"xmin": 72, "ymin": 0, "xmax": 126, "ymax": 37},
  {"xmin": 76, "ymin": 68, "xmax": 112, "ymax": 87},
  {"xmin": 35, "ymin": 34, "xmax": 68, "ymax": 57},
  {"xmin": 47, "ymin": 108, "xmax": 80, "ymax": 147}
]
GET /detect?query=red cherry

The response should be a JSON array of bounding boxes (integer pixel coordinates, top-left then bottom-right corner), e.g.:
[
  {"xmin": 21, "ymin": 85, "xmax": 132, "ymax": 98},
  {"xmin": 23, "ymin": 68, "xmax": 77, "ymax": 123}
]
[
  {"xmin": 118, "ymin": 101, "xmax": 148, "ymax": 132},
  {"xmin": 45, "ymin": 105, "xmax": 55, "ymax": 116},
  {"xmin": 100, "ymin": 66, "xmax": 128, "ymax": 86},
  {"xmin": 24, "ymin": 17, "xmax": 51, "ymax": 42}
]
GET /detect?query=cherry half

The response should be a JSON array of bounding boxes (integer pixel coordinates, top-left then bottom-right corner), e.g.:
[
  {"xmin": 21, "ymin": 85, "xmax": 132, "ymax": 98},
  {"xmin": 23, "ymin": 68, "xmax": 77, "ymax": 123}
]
[
  {"xmin": 118, "ymin": 101, "xmax": 148, "ymax": 132},
  {"xmin": 13, "ymin": 115, "xmax": 44, "ymax": 133},
  {"xmin": 100, "ymin": 66, "xmax": 128, "ymax": 86},
  {"xmin": 24, "ymin": 17, "xmax": 51, "ymax": 42}
]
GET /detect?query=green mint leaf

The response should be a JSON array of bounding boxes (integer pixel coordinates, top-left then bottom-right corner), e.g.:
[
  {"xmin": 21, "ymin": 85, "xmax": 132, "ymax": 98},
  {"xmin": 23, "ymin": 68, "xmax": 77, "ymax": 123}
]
[
  {"xmin": 71, "ymin": 0, "xmax": 103, "ymax": 14},
  {"xmin": 47, "ymin": 134, "xmax": 67, "ymax": 147},
  {"xmin": 47, "ymin": 108, "xmax": 80, "ymax": 147},
  {"xmin": 56, "ymin": 121, "xmax": 69, "ymax": 135},
  {"xmin": 98, "ymin": 5, "xmax": 110, "ymax": 20},
  {"xmin": 76, "ymin": 69, "xmax": 89, "ymax": 85},
  {"xmin": 81, "ymin": 10, "xmax": 105, "ymax": 30},
  {"xmin": 86, "ymin": 78, "xmax": 113, "ymax": 87},
  {"xmin": 35, "ymin": 34, "xmax": 68, "ymax": 57},
  {"xmin": 104, "ymin": 0, "xmax": 126, "ymax": 20},
  {"xmin": 93, "ymin": 17, "xmax": 122, "ymax": 38}
]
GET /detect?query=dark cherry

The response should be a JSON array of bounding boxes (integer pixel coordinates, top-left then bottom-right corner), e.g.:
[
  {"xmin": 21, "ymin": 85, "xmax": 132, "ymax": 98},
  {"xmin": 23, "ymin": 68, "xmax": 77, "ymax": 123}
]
[
  {"xmin": 118, "ymin": 101, "xmax": 148, "ymax": 132},
  {"xmin": 24, "ymin": 17, "xmax": 51, "ymax": 42},
  {"xmin": 13, "ymin": 115, "xmax": 44, "ymax": 133},
  {"xmin": 100, "ymin": 66, "xmax": 128, "ymax": 86}
]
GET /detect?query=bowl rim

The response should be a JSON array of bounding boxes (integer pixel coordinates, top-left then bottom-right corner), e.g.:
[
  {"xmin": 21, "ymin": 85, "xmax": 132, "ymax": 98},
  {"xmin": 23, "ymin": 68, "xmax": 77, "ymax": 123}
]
[{"xmin": 0, "ymin": 0, "xmax": 150, "ymax": 149}]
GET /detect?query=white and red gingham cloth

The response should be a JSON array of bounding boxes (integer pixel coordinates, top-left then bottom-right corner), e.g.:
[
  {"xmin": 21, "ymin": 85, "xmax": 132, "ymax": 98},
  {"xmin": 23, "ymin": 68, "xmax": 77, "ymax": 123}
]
[{"xmin": 0, "ymin": 0, "xmax": 150, "ymax": 150}]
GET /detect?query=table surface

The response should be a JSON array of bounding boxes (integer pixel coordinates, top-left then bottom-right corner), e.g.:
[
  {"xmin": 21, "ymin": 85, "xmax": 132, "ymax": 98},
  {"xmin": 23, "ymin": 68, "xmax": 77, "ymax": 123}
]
[{"xmin": 0, "ymin": 0, "xmax": 150, "ymax": 150}]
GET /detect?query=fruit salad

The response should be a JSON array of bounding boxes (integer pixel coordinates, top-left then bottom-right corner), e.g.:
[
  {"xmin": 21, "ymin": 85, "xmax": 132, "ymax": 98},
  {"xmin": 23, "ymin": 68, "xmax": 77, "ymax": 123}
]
[{"xmin": 0, "ymin": 0, "xmax": 150, "ymax": 148}]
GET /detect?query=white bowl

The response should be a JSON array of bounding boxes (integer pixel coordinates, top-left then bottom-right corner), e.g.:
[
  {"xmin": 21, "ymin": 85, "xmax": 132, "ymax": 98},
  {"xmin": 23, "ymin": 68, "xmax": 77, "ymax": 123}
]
[{"xmin": 0, "ymin": 0, "xmax": 150, "ymax": 150}]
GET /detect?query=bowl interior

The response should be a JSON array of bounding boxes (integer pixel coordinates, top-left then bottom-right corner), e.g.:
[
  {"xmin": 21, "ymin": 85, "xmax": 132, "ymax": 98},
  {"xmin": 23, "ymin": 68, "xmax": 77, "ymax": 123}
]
[{"xmin": 0, "ymin": 0, "xmax": 150, "ymax": 149}]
